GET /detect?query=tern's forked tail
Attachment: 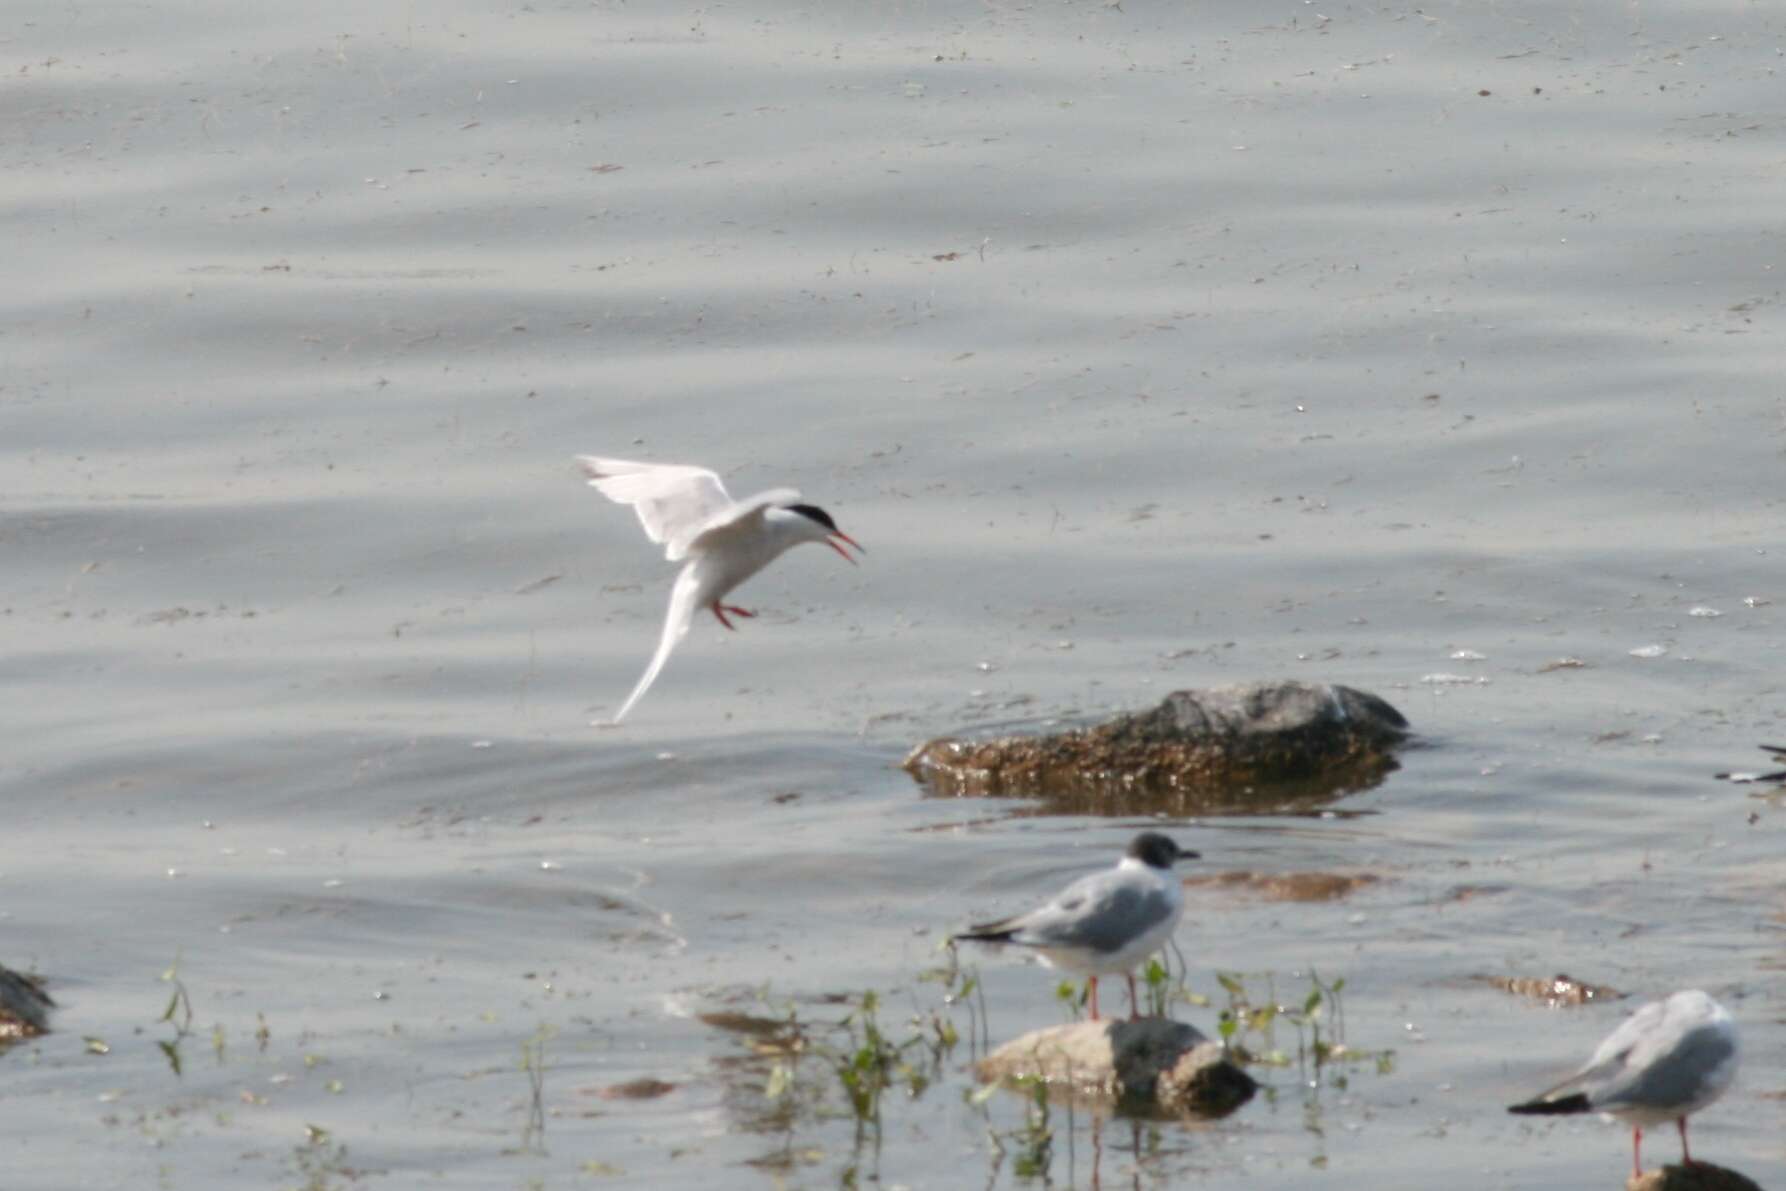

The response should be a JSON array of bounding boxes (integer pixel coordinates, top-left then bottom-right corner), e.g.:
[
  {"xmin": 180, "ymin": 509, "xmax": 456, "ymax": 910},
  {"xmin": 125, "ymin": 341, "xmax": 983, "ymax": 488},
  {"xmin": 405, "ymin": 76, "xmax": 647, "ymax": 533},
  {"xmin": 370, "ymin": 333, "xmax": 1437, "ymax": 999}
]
[{"xmin": 613, "ymin": 565, "xmax": 701, "ymax": 723}]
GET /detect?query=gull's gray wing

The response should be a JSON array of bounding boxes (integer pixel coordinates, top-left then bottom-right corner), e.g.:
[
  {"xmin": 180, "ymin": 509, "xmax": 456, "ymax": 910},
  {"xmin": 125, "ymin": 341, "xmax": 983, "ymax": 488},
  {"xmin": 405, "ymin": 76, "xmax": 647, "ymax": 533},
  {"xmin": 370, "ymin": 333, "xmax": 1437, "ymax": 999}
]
[
  {"xmin": 1592, "ymin": 1019, "xmax": 1738, "ymax": 1113},
  {"xmin": 1000, "ymin": 869, "xmax": 1176, "ymax": 956}
]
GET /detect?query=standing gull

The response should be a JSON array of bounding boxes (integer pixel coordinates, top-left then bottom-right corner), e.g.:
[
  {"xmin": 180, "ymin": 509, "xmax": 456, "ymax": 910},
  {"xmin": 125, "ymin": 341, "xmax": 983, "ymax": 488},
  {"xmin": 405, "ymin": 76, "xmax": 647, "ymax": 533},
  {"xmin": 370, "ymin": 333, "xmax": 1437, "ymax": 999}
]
[
  {"xmin": 951, "ymin": 832, "xmax": 1197, "ymax": 1021},
  {"xmin": 1508, "ymin": 989, "xmax": 1739, "ymax": 1178},
  {"xmin": 576, "ymin": 456, "xmax": 863, "ymax": 722}
]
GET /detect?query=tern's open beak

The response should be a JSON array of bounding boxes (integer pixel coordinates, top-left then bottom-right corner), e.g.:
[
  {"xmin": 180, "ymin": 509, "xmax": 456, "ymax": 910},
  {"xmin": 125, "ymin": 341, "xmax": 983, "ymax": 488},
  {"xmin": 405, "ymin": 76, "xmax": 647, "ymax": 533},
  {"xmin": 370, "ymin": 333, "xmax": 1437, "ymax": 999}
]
[{"xmin": 826, "ymin": 531, "xmax": 864, "ymax": 565}]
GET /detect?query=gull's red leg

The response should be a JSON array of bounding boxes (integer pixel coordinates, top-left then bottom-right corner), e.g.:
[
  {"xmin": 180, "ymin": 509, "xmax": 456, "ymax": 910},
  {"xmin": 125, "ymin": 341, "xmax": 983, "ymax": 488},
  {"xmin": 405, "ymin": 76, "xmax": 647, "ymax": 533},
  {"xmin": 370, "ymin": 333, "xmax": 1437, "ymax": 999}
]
[
  {"xmin": 710, "ymin": 602, "xmax": 735, "ymax": 631},
  {"xmin": 1087, "ymin": 976, "xmax": 1100, "ymax": 1022},
  {"xmin": 1127, "ymin": 972, "xmax": 1140, "ymax": 1020},
  {"xmin": 1632, "ymin": 1127, "xmax": 1643, "ymax": 1179},
  {"xmin": 1678, "ymin": 1117, "xmax": 1693, "ymax": 1166},
  {"xmin": 721, "ymin": 605, "xmax": 756, "ymax": 618}
]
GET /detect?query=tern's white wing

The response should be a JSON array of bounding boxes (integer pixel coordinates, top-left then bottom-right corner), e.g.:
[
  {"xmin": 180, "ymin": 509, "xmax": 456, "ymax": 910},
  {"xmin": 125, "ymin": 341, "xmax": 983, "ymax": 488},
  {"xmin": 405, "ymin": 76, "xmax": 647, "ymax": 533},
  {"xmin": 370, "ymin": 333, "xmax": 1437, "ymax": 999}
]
[
  {"xmin": 613, "ymin": 564, "xmax": 702, "ymax": 722},
  {"xmin": 576, "ymin": 456, "xmax": 733, "ymax": 561}
]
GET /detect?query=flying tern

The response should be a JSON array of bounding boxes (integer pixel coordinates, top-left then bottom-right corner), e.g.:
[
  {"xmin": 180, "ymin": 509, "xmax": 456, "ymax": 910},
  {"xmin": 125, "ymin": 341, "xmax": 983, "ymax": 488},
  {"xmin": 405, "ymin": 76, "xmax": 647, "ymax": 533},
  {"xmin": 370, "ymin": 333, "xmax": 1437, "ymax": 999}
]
[
  {"xmin": 576, "ymin": 456, "xmax": 863, "ymax": 722},
  {"xmin": 1508, "ymin": 988, "xmax": 1739, "ymax": 1178},
  {"xmin": 952, "ymin": 832, "xmax": 1197, "ymax": 1021}
]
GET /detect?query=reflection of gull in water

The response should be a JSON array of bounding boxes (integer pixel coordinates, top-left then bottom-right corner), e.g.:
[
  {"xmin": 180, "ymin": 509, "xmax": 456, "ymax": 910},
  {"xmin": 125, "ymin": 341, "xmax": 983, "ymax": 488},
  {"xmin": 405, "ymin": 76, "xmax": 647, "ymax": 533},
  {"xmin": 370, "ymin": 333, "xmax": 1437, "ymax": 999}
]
[
  {"xmin": 1508, "ymin": 989, "xmax": 1739, "ymax": 1178},
  {"xmin": 1714, "ymin": 744, "xmax": 1786, "ymax": 784},
  {"xmin": 951, "ymin": 833, "xmax": 1196, "ymax": 1021}
]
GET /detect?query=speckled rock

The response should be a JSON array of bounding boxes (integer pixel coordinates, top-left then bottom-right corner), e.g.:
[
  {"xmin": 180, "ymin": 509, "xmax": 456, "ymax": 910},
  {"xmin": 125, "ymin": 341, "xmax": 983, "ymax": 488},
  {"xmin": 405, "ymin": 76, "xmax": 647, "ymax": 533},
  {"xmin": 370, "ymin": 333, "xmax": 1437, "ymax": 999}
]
[
  {"xmin": 1480, "ymin": 972, "xmax": 1623, "ymax": 1007},
  {"xmin": 905, "ymin": 681, "xmax": 1409, "ymax": 814},
  {"xmin": 0, "ymin": 965, "xmax": 54, "ymax": 1041},
  {"xmin": 1628, "ymin": 1163, "xmax": 1763, "ymax": 1191},
  {"xmin": 1183, "ymin": 870, "xmax": 1381, "ymax": 902},
  {"xmin": 974, "ymin": 1018, "xmax": 1255, "ymax": 1117}
]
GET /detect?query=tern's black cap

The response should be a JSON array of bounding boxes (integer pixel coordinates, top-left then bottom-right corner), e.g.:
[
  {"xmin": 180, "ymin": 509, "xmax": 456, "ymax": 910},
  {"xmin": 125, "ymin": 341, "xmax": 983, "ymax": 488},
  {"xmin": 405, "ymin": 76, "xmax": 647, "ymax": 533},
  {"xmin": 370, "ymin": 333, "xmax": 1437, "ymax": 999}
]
[{"xmin": 785, "ymin": 503, "xmax": 839, "ymax": 532}]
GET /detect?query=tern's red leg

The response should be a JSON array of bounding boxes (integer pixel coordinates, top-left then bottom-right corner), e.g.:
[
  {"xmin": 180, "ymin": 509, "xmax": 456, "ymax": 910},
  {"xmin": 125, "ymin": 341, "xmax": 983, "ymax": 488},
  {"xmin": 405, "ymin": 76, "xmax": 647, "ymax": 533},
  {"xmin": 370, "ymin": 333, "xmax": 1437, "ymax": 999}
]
[
  {"xmin": 721, "ymin": 605, "xmax": 756, "ymax": 618},
  {"xmin": 1678, "ymin": 1117, "xmax": 1693, "ymax": 1166},
  {"xmin": 1127, "ymin": 972, "xmax": 1140, "ymax": 1020},
  {"xmin": 1087, "ymin": 976, "xmax": 1100, "ymax": 1022},
  {"xmin": 1632, "ymin": 1127, "xmax": 1643, "ymax": 1179},
  {"xmin": 710, "ymin": 602, "xmax": 735, "ymax": 631}
]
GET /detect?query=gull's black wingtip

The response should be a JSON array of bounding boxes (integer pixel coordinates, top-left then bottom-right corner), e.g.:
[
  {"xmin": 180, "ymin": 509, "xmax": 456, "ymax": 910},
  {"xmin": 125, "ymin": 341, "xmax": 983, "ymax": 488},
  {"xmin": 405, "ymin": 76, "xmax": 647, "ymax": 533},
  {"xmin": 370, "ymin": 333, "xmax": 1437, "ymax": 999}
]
[{"xmin": 1507, "ymin": 1092, "xmax": 1592, "ymax": 1116}]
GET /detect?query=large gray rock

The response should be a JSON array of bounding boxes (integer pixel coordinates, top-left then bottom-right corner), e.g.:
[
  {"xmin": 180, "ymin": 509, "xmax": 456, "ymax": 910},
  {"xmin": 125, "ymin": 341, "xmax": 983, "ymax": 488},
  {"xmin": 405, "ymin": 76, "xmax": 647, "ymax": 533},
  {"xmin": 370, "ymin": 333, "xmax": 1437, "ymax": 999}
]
[
  {"xmin": 0, "ymin": 965, "xmax": 53, "ymax": 1041},
  {"xmin": 974, "ymin": 1018, "xmax": 1255, "ymax": 1117},
  {"xmin": 1629, "ymin": 1164, "xmax": 1763, "ymax": 1191},
  {"xmin": 905, "ymin": 681, "xmax": 1409, "ymax": 814}
]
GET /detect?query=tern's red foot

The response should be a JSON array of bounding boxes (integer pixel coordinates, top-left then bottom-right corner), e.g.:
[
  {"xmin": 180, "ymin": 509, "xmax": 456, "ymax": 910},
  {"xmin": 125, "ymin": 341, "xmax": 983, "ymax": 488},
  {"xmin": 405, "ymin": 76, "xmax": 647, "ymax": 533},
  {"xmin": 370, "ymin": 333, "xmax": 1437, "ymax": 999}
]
[{"xmin": 710, "ymin": 602, "xmax": 736, "ymax": 631}]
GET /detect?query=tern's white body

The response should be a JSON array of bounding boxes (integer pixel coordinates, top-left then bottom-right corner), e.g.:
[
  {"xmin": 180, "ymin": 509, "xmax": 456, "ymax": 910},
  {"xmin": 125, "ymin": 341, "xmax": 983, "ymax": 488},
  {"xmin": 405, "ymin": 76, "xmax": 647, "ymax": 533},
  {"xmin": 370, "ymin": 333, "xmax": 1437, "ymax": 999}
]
[{"xmin": 576, "ymin": 456, "xmax": 860, "ymax": 722}]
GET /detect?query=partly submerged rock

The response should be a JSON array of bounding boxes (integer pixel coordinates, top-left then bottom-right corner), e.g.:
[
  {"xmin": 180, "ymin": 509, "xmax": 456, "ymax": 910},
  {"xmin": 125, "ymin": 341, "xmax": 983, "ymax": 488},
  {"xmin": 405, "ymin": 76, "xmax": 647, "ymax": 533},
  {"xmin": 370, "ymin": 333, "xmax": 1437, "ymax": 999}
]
[
  {"xmin": 0, "ymin": 965, "xmax": 54, "ymax": 1041},
  {"xmin": 1479, "ymin": 972, "xmax": 1623, "ymax": 1008},
  {"xmin": 1629, "ymin": 1163, "xmax": 1763, "ymax": 1191},
  {"xmin": 974, "ymin": 1018, "xmax": 1255, "ymax": 1117},
  {"xmin": 905, "ymin": 681, "xmax": 1409, "ymax": 814},
  {"xmin": 1182, "ymin": 870, "xmax": 1380, "ymax": 902}
]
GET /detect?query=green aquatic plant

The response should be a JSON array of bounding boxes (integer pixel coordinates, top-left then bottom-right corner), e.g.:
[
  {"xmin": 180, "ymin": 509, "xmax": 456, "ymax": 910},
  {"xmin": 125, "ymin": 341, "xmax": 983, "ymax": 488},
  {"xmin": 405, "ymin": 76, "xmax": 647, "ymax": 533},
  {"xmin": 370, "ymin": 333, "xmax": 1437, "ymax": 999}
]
[
  {"xmin": 156, "ymin": 955, "xmax": 196, "ymax": 1077},
  {"xmin": 1047, "ymin": 945, "xmax": 1194, "ymax": 1023},
  {"xmin": 916, "ymin": 947, "xmax": 987, "ymax": 1054},
  {"xmin": 290, "ymin": 1124, "xmax": 352, "ymax": 1191},
  {"xmin": 1214, "ymin": 969, "xmax": 1392, "ymax": 1091},
  {"xmin": 518, "ymin": 1023, "xmax": 555, "ymax": 1153},
  {"xmin": 745, "ymin": 983, "xmax": 965, "ymax": 1182},
  {"xmin": 970, "ymin": 1073, "xmax": 1054, "ymax": 1184}
]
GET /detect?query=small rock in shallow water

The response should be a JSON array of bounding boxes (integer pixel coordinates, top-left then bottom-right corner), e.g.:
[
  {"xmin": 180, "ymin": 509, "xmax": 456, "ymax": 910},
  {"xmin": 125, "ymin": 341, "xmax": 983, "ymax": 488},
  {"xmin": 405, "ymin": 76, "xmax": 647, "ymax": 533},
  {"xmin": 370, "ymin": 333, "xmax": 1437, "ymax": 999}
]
[
  {"xmin": 1628, "ymin": 1162, "xmax": 1762, "ymax": 1191},
  {"xmin": 0, "ymin": 964, "xmax": 54, "ymax": 1040},
  {"xmin": 1479, "ymin": 972, "xmax": 1622, "ymax": 1007},
  {"xmin": 974, "ymin": 1018, "xmax": 1254, "ymax": 1117}
]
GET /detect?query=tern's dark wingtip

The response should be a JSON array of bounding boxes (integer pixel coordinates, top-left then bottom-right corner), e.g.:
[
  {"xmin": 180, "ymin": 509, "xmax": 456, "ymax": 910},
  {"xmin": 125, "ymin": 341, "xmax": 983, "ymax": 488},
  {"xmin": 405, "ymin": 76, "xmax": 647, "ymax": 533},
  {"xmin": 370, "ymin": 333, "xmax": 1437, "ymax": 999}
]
[{"xmin": 1507, "ymin": 1092, "xmax": 1592, "ymax": 1116}]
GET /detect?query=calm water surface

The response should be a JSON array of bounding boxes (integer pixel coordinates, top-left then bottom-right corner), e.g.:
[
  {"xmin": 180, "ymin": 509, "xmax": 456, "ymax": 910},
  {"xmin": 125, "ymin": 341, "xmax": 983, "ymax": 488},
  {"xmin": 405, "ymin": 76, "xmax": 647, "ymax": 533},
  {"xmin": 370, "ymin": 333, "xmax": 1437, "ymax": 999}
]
[{"xmin": 5, "ymin": 1, "xmax": 1784, "ymax": 1187}]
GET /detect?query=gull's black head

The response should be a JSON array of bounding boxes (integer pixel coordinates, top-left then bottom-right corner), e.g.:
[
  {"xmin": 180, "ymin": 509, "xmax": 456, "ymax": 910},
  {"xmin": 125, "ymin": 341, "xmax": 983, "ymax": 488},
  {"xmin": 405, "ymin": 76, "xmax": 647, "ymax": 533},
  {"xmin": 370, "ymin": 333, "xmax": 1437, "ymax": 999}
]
[
  {"xmin": 785, "ymin": 502, "xmax": 839, "ymax": 533},
  {"xmin": 1127, "ymin": 832, "xmax": 1197, "ymax": 869}
]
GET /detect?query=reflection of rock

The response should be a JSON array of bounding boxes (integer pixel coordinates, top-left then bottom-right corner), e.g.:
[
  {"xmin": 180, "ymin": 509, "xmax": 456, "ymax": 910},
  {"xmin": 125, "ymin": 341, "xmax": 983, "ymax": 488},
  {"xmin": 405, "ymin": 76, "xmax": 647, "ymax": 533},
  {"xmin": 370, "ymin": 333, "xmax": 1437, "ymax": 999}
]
[
  {"xmin": 0, "ymin": 965, "xmax": 54, "ymax": 1040},
  {"xmin": 905, "ymin": 681, "xmax": 1409, "ymax": 814},
  {"xmin": 974, "ymin": 1019, "xmax": 1255, "ymax": 1117},
  {"xmin": 1183, "ymin": 870, "xmax": 1380, "ymax": 902},
  {"xmin": 1628, "ymin": 1163, "xmax": 1763, "ymax": 1191},
  {"xmin": 1479, "ymin": 973, "xmax": 1622, "ymax": 1007}
]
